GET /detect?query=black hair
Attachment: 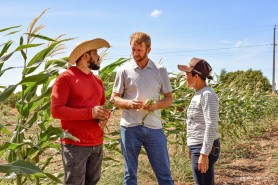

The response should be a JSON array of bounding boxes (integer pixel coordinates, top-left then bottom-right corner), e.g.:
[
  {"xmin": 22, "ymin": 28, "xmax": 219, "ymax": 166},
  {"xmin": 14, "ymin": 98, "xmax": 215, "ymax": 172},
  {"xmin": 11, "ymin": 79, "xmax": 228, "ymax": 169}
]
[
  {"xmin": 191, "ymin": 72, "xmax": 206, "ymax": 81},
  {"xmin": 76, "ymin": 51, "xmax": 91, "ymax": 64},
  {"xmin": 76, "ymin": 56, "xmax": 82, "ymax": 64}
]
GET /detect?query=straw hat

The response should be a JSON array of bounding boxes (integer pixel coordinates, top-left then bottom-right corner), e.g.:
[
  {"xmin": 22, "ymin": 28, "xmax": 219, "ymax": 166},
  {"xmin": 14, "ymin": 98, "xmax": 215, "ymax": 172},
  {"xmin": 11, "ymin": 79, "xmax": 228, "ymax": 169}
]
[{"xmin": 68, "ymin": 38, "xmax": 110, "ymax": 65}]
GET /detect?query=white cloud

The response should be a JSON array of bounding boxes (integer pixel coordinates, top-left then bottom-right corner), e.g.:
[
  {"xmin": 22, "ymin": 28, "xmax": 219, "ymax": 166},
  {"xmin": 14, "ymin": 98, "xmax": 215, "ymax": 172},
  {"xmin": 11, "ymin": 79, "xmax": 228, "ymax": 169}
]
[
  {"xmin": 220, "ymin": 39, "xmax": 249, "ymax": 47},
  {"xmin": 235, "ymin": 40, "xmax": 248, "ymax": 47},
  {"xmin": 150, "ymin": 9, "xmax": 163, "ymax": 18},
  {"xmin": 220, "ymin": 40, "xmax": 233, "ymax": 44}
]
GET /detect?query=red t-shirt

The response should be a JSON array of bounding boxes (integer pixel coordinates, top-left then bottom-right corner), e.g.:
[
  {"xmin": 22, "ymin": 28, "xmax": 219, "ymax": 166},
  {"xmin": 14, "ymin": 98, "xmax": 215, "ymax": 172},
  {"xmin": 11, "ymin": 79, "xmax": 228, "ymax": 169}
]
[{"xmin": 51, "ymin": 67, "xmax": 106, "ymax": 146}]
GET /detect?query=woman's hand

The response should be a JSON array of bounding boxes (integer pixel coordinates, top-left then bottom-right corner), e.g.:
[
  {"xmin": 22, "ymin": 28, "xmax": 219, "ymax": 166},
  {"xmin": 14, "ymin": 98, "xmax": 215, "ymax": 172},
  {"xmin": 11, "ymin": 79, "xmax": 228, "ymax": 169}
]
[{"xmin": 198, "ymin": 154, "xmax": 209, "ymax": 173}]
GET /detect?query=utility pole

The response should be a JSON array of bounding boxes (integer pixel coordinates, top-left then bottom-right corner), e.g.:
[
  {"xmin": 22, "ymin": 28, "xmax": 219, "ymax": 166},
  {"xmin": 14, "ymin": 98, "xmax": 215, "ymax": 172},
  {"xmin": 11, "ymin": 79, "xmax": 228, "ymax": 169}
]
[{"xmin": 272, "ymin": 25, "xmax": 276, "ymax": 93}]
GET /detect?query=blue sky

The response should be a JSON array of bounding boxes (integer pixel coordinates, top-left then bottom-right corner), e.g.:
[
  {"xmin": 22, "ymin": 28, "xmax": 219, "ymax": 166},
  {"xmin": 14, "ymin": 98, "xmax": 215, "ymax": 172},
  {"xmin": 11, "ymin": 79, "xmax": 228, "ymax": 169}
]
[{"xmin": 1, "ymin": 0, "xmax": 278, "ymax": 88}]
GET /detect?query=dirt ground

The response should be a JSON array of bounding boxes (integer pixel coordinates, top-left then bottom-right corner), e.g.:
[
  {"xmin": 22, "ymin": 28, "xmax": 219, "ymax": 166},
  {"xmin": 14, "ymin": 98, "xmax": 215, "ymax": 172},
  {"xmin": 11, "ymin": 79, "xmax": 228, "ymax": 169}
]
[
  {"xmin": 102, "ymin": 112, "xmax": 278, "ymax": 185},
  {"xmin": 214, "ymin": 126, "xmax": 278, "ymax": 185}
]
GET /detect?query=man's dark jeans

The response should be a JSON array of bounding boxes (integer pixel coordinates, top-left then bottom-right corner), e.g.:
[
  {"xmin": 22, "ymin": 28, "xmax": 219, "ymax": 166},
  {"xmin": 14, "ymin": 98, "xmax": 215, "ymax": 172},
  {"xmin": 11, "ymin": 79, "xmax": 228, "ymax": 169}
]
[{"xmin": 61, "ymin": 144, "xmax": 103, "ymax": 185}]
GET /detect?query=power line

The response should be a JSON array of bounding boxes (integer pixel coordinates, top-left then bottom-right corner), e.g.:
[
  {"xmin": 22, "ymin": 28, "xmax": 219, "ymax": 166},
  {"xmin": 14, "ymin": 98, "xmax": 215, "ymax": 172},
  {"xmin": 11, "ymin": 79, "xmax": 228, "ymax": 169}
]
[
  {"xmin": 108, "ymin": 44, "xmax": 273, "ymax": 58},
  {"xmin": 152, "ymin": 44, "xmax": 273, "ymax": 55},
  {"xmin": 150, "ymin": 25, "xmax": 274, "ymax": 35}
]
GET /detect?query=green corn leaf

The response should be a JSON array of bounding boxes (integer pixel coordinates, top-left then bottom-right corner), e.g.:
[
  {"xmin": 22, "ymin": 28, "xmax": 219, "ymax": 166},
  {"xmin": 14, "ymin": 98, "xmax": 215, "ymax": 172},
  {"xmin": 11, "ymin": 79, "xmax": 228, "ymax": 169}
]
[
  {"xmin": 15, "ymin": 43, "xmax": 43, "ymax": 51},
  {"xmin": 20, "ymin": 36, "xmax": 24, "ymax": 45},
  {"xmin": 24, "ymin": 33, "xmax": 57, "ymax": 42},
  {"xmin": 19, "ymin": 74, "xmax": 50, "ymax": 84},
  {"xmin": 45, "ymin": 143, "xmax": 61, "ymax": 151},
  {"xmin": 103, "ymin": 98, "xmax": 115, "ymax": 109},
  {"xmin": 0, "ymin": 142, "xmax": 23, "ymax": 151},
  {"xmin": 33, "ymin": 86, "xmax": 52, "ymax": 103},
  {"xmin": 28, "ymin": 149, "xmax": 41, "ymax": 160},
  {"xmin": 21, "ymin": 103, "xmax": 30, "ymax": 118},
  {"xmin": 0, "ymin": 52, "xmax": 14, "ymax": 71},
  {"xmin": 99, "ymin": 57, "xmax": 130, "ymax": 80},
  {"xmin": 61, "ymin": 131, "xmax": 80, "ymax": 142},
  {"xmin": 41, "ymin": 156, "xmax": 53, "ymax": 170},
  {"xmin": 45, "ymin": 57, "xmax": 67, "ymax": 69},
  {"xmin": 23, "ymin": 38, "xmax": 73, "ymax": 75},
  {"xmin": 0, "ymin": 143, "xmax": 9, "ymax": 157},
  {"xmin": 0, "ymin": 84, "xmax": 18, "ymax": 102},
  {"xmin": 0, "ymin": 160, "xmax": 43, "ymax": 174},
  {"xmin": 7, "ymin": 150, "xmax": 17, "ymax": 163},
  {"xmin": 0, "ymin": 40, "xmax": 13, "ymax": 57},
  {"xmin": 0, "ymin": 67, "xmax": 16, "ymax": 78},
  {"xmin": 20, "ymin": 49, "xmax": 27, "ymax": 61},
  {"xmin": 5, "ymin": 30, "xmax": 20, "ymax": 36},
  {"xmin": 40, "ymin": 125, "xmax": 62, "ymax": 142},
  {"xmin": 29, "ymin": 100, "xmax": 42, "ymax": 112},
  {"xmin": 25, "ymin": 85, "xmax": 39, "ymax": 102},
  {"xmin": 38, "ymin": 101, "xmax": 50, "ymax": 112},
  {"xmin": 23, "ymin": 62, "xmax": 43, "ymax": 75},
  {"xmin": 25, "ymin": 112, "xmax": 38, "ymax": 128},
  {"xmin": 43, "ymin": 173, "xmax": 63, "ymax": 184},
  {"xmin": 102, "ymin": 157, "xmax": 120, "ymax": 162},
  {"xmin": 0, "ymin": 25, "xmax": 21, "ymax": 33}
]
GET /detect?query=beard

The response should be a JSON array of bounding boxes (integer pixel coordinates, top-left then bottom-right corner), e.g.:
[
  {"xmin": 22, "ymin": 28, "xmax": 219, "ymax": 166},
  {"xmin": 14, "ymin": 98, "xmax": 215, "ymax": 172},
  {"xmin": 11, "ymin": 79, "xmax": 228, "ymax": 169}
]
[
  {"xmin": 89, "ymin": 57, "xmax": 100, "ymax": 70},
  {"xmin": 133, "ymin": 51, "xmax": 148, "ymax": 63}
]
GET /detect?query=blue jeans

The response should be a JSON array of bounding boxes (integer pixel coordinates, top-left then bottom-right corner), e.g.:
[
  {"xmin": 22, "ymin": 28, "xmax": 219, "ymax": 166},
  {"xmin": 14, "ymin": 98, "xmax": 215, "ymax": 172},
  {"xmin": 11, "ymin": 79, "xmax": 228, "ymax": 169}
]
[
  {"xmin": 61, "ymin": 144, "xmax": 103, "ymax": 185},
  {"xmin": 189, "ymin": 139, "xmax": 220, "ymax": 185},
  {"xmin": 120, "ymin": 126, "xmax": 174, "ymax": 185}
]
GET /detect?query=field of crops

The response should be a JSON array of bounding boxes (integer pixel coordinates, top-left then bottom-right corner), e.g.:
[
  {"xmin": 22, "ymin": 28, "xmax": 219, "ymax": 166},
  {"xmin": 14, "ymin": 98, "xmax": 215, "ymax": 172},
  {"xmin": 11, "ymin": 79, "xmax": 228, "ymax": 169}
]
[{"xmin": 1, "ymin": 11, "xmax": 278, "ymax": 184}]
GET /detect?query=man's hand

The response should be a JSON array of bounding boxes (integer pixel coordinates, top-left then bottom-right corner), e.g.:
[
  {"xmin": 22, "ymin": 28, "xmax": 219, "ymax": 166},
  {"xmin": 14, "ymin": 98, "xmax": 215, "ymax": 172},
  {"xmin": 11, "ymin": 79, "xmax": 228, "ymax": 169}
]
[
  {"xmin": 128, "ymin": 99, "xmax": 143, "ymax": 110},
  {"xmin": 143, "ymin": 98, "xmax": 157, "ymax": 111},
  {"xmin": 92, "ymin": 106, "xmax": 111, "ymax": 120}
]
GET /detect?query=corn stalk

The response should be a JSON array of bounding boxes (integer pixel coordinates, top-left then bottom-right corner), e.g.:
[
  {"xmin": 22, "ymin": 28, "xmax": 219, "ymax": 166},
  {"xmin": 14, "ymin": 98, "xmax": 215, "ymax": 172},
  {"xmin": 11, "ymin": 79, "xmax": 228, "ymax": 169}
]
[{"xmin": 0, "ymin": 10, "xmax": 72, "ymax": 185}]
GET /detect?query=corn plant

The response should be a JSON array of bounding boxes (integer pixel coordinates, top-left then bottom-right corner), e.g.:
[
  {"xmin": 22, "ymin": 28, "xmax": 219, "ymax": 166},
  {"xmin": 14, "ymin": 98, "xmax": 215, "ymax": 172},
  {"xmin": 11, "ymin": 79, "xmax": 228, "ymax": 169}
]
[
  {"xmin": 164, "ymin": 73, "xmax": 278, "ymax": 146},
  {"xmin": 0, "ymin": 10, "xmax": 73, "ymax": 184},
  {"xmin": 213, "ymin": 82, "xmax": 278, "ymax": 139},
  {"xmin": 99, "ymin": 57, "xmax": 130, "ymax": 162},
  {"xmin": 163, "ymin": 73, "xmax": 193, "ymax": 151}
]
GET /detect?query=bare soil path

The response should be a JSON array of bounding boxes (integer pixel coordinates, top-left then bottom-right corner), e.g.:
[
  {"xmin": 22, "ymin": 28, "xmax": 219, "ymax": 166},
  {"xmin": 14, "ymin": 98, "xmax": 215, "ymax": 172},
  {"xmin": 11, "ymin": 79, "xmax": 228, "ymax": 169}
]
[{"xmin": 215, "ymin": 125, "xmax": 278, "ymax": 185}]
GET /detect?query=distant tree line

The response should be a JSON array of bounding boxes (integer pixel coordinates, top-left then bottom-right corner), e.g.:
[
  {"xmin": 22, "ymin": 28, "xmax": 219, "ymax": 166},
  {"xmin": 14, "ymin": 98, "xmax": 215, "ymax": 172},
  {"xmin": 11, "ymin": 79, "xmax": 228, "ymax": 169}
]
[{"xmin": 217, "ymin": 69, "xmax": 271, "ymax": 92}]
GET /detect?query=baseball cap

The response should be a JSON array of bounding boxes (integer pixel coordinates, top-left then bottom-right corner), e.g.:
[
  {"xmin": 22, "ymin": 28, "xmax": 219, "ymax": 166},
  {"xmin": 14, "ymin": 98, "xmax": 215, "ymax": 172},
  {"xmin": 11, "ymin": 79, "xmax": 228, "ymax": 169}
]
[{"xmin": 178, "ymin": 57, "xmax": 213, "ymax": 79}]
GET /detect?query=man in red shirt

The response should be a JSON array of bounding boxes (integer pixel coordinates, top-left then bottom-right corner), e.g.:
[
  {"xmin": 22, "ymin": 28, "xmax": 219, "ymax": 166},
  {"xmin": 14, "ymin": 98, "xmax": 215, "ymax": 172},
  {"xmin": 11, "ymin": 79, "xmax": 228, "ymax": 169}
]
[{"xmin": 51, "ymin": 38, "xmax": 111, "ymax": 185}]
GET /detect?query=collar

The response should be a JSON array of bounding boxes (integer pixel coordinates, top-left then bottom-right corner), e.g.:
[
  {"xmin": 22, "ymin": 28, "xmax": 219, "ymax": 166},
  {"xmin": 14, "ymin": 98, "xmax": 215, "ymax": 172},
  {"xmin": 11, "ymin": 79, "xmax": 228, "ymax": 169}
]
[{"xmin": 131, "ymin": 59, "xmax": 154, "ymax": 70}]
